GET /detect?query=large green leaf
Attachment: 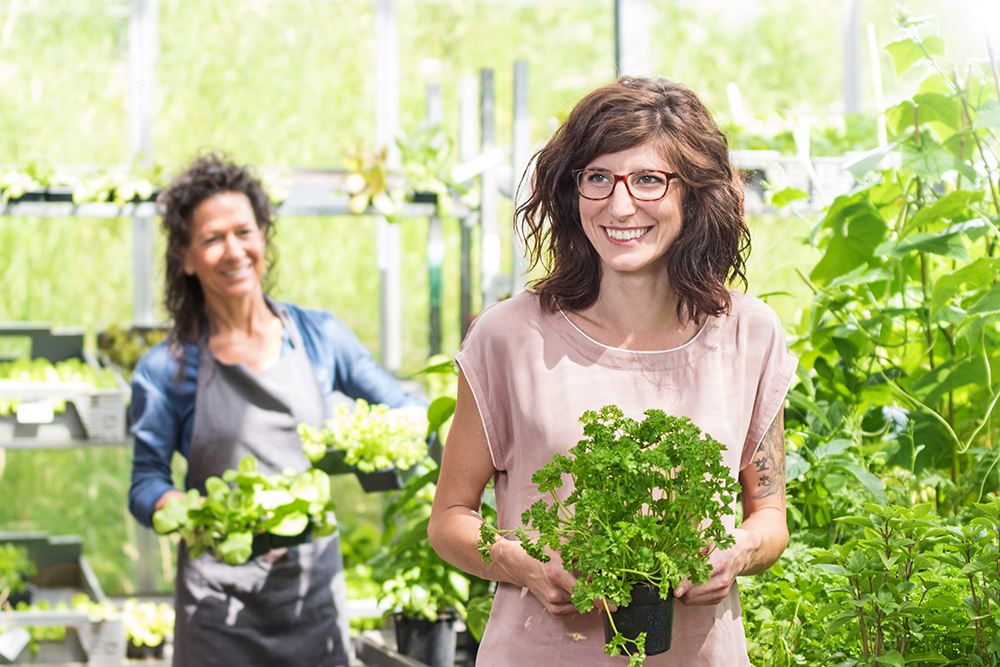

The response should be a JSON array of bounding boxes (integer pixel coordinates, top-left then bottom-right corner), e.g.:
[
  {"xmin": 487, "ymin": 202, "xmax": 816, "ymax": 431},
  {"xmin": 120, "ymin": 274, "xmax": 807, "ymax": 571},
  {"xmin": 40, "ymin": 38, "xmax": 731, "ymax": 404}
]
[
  {"xmin": 270, "ymin": 511, "xmax": 310, "ymax": 537},
  {"xmin": 972, "ymin": 99, "xmax": 1000, "ymax": 130},
  {"xmin": 878, "ymin": 230, "xmax": 969, "ymax": 262},
  {"xmin": 218, "ymin": 532, "xmax": 253, "ymax": 565},
  {"xmin": 900, "ymin": 137, "xmax": 979, "ymax": 182},
  {"xmin": 426, "ymin": 396, "xmax": 456, "ymax": 437},
  {"xmin": 842, "ymin": 142, "xmax": 899, "ymax": 180},
  {"xmin": 769, "ymin": 186, "xmax": 809, "ymax": 209},
  {"xmin": 903, "ymin": 189, "xmax": 983, "ymax": 235},
  {"xmin": 967, "ymin": 283, "xmax": 1000, "ymax": 316},
  {"xmin": 912, "ymin": 92, "xmax": 963, "ymax": 131},
  {"xmin": 910, "ymin": 356, "xmax": 990, "ymax": 407},
  {"xmin": 828, "ymin": 265, "xmax": 893, "ymax": 288},
  {"xmin": 929, "ymin": 257, "xmax": 1000, "ymax": 321},
  {"xmin": 810, "ymin": 206, "xmax": 888, "ymax": 286},
  {"xmin": 840, "ymin": 464, "xmax": 889, "ymax": 504},
  {"xmin": 886, "ymin": 37, "xmax": 942, "ymax": 76}
]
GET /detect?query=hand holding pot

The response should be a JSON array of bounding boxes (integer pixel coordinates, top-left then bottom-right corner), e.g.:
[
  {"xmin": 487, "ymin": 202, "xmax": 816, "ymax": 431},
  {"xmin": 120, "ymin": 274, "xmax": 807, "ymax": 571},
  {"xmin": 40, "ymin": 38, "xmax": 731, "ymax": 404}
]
[{"xmin": 673, "ymin": 530, "xmax": 751, "ymax": 606}]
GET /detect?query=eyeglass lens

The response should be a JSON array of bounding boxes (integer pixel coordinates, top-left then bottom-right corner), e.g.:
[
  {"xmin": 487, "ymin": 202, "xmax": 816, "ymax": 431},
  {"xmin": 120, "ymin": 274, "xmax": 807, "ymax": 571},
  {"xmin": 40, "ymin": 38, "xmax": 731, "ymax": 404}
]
[{"xmin": 576, "ymin": 170, "xmax": 670, "ymax": 200}]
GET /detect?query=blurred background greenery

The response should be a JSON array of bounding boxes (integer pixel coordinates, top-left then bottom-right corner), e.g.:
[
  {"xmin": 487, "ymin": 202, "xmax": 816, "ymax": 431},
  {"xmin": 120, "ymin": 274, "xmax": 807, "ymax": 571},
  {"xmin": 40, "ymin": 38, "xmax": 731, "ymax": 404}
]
[{"xmin": 0, "ymin": 0, "xmax": 990, "ymax": 596}]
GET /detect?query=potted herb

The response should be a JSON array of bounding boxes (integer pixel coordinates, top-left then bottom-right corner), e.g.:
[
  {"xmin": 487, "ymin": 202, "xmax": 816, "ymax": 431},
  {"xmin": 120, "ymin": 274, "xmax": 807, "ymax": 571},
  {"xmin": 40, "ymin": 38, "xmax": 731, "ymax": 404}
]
[
  {"xmin": 152, "ymin": 456, "xmax": 338, "ymax": 565},
  {"xmin": 479, "ymin": 406, "xmax": 741, "ymax": 666},
  {"xmin": 371, "ymin": 464, "xmax": 472, "ymax": 667},
  {"xmin": 0, "ymin": 544, "xmax": 37, "ymax": 609},
  {"xmin": 122, "ymin": 598, "xmax": 174, "ymax": 659},
  {"xmin": 299, "ymin": 399, "xmax": 428, "ymax": 492}
]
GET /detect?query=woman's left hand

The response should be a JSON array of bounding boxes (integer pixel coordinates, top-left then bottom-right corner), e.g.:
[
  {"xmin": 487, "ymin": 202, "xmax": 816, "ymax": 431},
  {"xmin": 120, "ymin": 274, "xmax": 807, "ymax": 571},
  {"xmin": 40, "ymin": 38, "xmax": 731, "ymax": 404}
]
[{"xmin": 672, "ymin": 531, "xmax": 750, "ymax": 606}]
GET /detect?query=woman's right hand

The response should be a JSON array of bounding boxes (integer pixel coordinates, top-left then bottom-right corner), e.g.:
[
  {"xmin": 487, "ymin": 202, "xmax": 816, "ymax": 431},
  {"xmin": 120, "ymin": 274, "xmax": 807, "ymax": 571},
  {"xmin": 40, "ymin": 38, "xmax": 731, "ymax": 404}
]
[
  {"xmin": 524, "ymin": 555, "xmax": 578, "ymax": 619},
  {"xmin": 492, "ymin": 538, "xmax": 578, "ymax": 619},
  {"xmin": 153, "ymin": 489, "xmax": 188, "ymax": 513}
]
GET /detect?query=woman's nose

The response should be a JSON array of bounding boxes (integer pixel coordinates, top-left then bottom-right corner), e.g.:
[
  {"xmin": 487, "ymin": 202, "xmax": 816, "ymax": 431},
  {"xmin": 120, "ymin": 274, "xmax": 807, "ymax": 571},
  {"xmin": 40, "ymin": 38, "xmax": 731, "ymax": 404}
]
[
  {"xmin": 222, "ymin": 233, "xmax": 245, "ymax": 258},
  {"xmin": 607, "ymin": 180, "xmax": 637, "ymax": 217}
]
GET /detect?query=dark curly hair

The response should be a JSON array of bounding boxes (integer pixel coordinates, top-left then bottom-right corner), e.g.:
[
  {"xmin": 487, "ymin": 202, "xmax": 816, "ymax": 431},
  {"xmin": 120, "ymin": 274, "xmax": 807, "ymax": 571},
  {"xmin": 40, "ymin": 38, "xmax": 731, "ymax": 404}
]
[
  {"xmin": 517, "ymin": 76, "xmax": 749, "ymax": 323},
  {"xmin": 159, "ymin": 153, "xmax": 277, "ymax": 348}
]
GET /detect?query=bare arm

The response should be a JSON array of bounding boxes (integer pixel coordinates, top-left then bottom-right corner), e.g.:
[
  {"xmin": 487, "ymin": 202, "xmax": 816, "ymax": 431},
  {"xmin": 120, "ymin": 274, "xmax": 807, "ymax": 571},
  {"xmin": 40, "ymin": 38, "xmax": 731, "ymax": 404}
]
[
  {"xmin": 674, "ymin": 409, "xmax": 789, "ymax": 605},
  {"xmin": 427, "ymin": 369, "xmax": 579, "ymax": 618}
]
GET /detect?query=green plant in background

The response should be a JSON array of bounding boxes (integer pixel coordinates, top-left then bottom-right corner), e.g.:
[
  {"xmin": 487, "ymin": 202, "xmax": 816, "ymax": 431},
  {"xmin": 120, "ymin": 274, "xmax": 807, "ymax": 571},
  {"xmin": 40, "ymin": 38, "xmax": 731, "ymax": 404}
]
[
  {"xmin": 809, "ymin": 498, "xmax": 1000, "ymax": 665},
  {"xmin": 152, "ymin": 455, "xmax": 338, "ymax": 565},
  {"xmin": 371, "ymin": 464, "xmax": 471, "ymax": 622},
  {"xmin": 479, "ymin": 406, "xmax": 740, "ymax": 667},
  {"xmin": 121, "ymin": 598, "xmax": 174, "ymax": 649},
  {"xmin": 0, "ymin": 544, "xmax": 36, "ymax": 606},
  {"xmin": 780, "ymin": 11, "xmax": 1000, "ymax": 538},
  {"xmin": 0, "ymin": 357, "xmax": 120, "ymax": 417},
  {"xmin": 344, "ymin": 145, "xmax": 399, "ymax": 216},
  {"xmin": 298, "ymin": 399, "xmax": 428, "ymax": 474}
]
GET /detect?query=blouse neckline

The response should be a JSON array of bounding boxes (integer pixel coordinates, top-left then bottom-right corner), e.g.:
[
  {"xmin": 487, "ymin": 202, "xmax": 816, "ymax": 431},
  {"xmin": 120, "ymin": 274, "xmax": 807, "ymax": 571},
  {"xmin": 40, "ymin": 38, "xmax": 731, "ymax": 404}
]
[{"xmin": 547, "ymin": 296, "xmax": 732, "ymax": 372}]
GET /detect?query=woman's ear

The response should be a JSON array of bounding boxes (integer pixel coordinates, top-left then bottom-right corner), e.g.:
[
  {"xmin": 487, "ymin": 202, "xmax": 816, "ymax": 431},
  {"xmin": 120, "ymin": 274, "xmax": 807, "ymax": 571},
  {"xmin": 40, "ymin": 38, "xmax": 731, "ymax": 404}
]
[{"xmin": 177, "ymin": 244, "xmax": 195, "ymax": 276}]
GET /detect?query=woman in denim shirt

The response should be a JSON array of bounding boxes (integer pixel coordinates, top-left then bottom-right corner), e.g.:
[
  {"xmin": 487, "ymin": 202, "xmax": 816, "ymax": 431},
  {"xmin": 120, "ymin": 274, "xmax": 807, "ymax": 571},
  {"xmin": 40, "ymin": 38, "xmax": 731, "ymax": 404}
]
[{"xmin": 128, "ymin": 154, "xmax": 422, "ymax": 667}]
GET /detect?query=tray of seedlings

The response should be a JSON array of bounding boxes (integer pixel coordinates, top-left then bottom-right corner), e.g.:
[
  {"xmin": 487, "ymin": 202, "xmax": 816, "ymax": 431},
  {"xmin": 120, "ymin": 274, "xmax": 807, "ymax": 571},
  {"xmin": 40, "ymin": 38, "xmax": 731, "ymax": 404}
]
[
  {"xmin": 0, "ymin": 532, "xmax": 127, "ymax": 665},
  {"xmin": 0, "ymin": 325, "xmax": 129, "ymax": 448}
]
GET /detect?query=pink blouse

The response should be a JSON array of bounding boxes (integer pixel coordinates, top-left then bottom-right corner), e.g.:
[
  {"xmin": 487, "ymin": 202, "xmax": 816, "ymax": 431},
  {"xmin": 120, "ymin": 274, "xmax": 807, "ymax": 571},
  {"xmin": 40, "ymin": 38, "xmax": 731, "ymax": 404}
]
[{"xmin": 455, "ymin": 290, "xmax": 798, "ymax": 666}]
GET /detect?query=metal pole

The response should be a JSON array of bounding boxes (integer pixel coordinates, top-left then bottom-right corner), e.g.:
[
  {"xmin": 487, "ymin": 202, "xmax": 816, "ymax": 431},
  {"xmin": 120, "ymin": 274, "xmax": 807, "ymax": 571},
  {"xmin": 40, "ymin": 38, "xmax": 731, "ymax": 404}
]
[
  {"xmin": 511, "ymin": 60, "xmax": 530, "ymax": 295},
  {"xmin": 129, "ymin": 0, "xmax": 157, "ymax": 328},
  {"xmin": 614, "ymin": 0, "xmax": 651, "ymax": 77},
  {"xmin": 129, "ymin": 0, "xmax": 159, "ymax": 595},
  {"xmin": 843, "ymin": 0, "xmax": 861, "ymax": 113},
  {"xmin": 426, "ymin": 80, "xmax": 444, "ymax": 356},
  {"xmin": 457, "ymin": 76, "xmax": 477, "ymax": 340},
  {"xmin": 375, "ymin": 0, "xmax": 401, "ymax": 373},
  {"xmin": 480, "ymin": 68, "xmax": 502, "ymax": 309}
]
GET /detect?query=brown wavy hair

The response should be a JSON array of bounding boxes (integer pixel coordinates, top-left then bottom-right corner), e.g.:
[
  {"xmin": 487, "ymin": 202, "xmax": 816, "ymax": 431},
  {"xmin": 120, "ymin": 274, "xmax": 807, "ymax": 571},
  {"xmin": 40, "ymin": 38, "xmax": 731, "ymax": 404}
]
[
  {"xmin": 160, "ymin": 153, "xmax": 277, "ymax": 349},
  {"xmin": 517, "ymin": 76, "xmax": 748, "ymax": 322}
]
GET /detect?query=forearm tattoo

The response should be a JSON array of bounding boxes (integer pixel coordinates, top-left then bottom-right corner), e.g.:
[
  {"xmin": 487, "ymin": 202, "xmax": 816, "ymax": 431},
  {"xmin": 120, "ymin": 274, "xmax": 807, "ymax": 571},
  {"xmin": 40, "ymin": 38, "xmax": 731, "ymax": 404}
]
[{"xmin": 752, "ymin": 412, "xmax": 786, "ymax": 500}]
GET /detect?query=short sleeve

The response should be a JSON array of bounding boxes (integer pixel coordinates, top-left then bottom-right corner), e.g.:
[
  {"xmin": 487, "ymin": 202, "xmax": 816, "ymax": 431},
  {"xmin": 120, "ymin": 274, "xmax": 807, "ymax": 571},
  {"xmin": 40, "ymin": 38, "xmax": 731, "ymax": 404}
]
[
  {"xmin": 737, "ymin": 299, "xmax": 799, "ymax": 470},
  {"xmin": 454, "ymin": 303, "xmax": 515, "ymax": 471}
]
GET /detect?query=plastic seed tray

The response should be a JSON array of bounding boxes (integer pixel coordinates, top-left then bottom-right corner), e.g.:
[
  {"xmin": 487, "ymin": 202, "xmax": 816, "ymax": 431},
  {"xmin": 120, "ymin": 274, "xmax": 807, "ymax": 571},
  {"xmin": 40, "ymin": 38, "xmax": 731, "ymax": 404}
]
[
  {"xmin": 0, "ymin": 323, "xmax": 130, "ymax": 447},
  {"xmin": 0, "ymin": 532, "xmax": 127, "ymax": 664}
]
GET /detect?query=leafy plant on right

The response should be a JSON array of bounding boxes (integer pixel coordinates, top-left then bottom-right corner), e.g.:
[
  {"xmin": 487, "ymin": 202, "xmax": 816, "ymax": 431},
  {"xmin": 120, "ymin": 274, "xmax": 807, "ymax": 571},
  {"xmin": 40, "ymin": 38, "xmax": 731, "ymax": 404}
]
[{"xmin": 779, "ymin": 10, "xmax": 1000, "ymax": 537}]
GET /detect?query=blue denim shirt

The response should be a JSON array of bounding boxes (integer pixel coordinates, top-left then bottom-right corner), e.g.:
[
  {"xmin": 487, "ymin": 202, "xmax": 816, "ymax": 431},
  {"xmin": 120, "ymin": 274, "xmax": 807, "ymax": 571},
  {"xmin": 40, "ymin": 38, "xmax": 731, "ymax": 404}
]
[{"xmin": 127, "ymin": 301, "xmax": 425, "ymax": 527}]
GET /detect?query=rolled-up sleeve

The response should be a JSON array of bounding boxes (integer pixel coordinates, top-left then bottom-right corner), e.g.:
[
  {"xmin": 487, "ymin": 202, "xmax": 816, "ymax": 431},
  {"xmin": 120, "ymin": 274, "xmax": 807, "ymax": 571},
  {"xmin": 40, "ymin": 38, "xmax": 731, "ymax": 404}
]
[{"xmin": 128, "ymin": 343, "xmax": 197, "ymax": 527}]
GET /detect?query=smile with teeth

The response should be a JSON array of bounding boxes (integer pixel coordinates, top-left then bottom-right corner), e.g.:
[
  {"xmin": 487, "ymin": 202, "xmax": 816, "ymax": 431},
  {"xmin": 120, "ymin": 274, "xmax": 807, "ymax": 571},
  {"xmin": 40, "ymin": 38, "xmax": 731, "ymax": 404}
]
[
  {"xmin": 604, "ymin": 226, "xmax": 650, "ymax": 241},
  {"xmin": 221, "ymin": 264, "xmax": 252, "ymax": 277}
]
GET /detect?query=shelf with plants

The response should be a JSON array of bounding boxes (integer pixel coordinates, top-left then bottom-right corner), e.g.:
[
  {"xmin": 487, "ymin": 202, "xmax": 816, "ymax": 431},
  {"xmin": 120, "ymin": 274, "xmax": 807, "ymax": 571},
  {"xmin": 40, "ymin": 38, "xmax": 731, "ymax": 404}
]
[
  {"xmin": 0, "ymin": 325, "xmax": 130, "ymax": 450},
  {"xmin": 0, "ymin": 532, "xmax": 126, "ymax": 665}
]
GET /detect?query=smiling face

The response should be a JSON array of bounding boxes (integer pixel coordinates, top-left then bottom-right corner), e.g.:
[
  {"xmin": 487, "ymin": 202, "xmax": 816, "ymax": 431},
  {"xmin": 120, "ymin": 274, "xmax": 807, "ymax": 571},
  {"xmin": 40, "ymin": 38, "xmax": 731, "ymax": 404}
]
[
  {"xmin": 183, "ymin": 191, "xmax": 266, "ymax": 306},
  {"xmin": 578, "ymin": 141, "xmax": 685, "ymax": 282}
]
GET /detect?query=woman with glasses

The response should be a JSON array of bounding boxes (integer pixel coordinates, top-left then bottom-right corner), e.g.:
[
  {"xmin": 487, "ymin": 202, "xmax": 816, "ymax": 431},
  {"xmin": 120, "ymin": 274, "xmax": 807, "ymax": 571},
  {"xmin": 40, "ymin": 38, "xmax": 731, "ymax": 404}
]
[{"xmin": 428, "ymin": 77, "xmax": 797, "ymax": 666}]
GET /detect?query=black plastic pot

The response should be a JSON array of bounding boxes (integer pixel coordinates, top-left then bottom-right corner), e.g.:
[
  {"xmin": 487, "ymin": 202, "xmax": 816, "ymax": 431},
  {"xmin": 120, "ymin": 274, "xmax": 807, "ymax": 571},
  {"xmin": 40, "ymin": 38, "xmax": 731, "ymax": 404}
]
[
  {"xmin": 44, "ymin": 187, "xmax": 75, "ymax": 202},
  {"xmin": 126, "ymin": 640, "xmax": 165, "ymax": 659},
  {"xmin": 312, "ymin": 449, "xmax": 353, "ymax": 475},
  {"xmin": 7, "ymin": 190, "xmax": 45, "ymax": 203},
  {"xmin": 393, "ymin": 613, "xmax": 456, "ymax": 667},
  {"xmin": 411, "ymin": 191, "xmax": 439, "ymax": 204},
  {"xmin": 602, "ymin": 584, "xmax": 674, "ymax": 657},
  {"xmin": 355, "ymin": 466, "xmax": 403, "ymax": 493},
  {"xmin": 6, "ymin": 582, "xmax": 36, "ymax": 608},
  {"xmin": 249, "ymin": 522, "xmax": 314, "ymax": 560}
]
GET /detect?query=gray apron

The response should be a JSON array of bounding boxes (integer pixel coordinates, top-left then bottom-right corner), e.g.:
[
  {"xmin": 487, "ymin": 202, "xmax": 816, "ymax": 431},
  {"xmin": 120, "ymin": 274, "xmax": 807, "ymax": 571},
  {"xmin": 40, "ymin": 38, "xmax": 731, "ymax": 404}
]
[{"xmin": 173, "ymin": 299, "xmax": 350, "ymax": 667}]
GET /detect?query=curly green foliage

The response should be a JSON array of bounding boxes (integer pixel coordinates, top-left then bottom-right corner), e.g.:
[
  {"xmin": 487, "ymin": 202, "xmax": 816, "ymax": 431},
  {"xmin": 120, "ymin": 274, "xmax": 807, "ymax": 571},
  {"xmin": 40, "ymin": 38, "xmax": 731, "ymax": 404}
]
[
  {"xmin": 152, "ymin": 455, "xmax": 337, "ymax": 565},
  {"xmin": 481, "ymin": 406, "xmax": 740, "ymax": 665}
]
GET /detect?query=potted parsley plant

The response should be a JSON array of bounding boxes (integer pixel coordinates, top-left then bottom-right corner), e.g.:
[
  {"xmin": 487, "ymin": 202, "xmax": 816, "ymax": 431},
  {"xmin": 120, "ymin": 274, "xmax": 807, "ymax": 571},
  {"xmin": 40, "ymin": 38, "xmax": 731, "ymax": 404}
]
[{"xmin": 479, "ymin": 405, "xmax": 741, "ymax": 667}]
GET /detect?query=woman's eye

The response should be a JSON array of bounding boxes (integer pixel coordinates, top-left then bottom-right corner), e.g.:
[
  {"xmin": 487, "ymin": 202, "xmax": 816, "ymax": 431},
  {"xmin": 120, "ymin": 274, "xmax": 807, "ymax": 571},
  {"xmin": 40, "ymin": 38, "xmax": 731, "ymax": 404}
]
[
  {"xmin": 636, "ymin": 172, "xmax": 666, "ymax": 185},
  {"xmin": 586, "ymin": 171, "xmax": 611, "ymax": 183}
]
